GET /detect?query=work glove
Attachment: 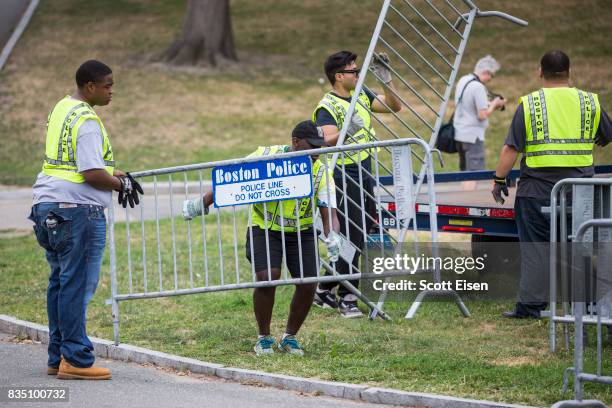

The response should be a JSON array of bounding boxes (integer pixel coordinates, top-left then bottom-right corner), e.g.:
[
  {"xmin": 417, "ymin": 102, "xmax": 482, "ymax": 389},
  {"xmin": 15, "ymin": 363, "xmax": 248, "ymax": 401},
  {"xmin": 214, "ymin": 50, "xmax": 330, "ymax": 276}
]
[
  {"xmin": 182, "ymin": 197, "xmax": 209, "ymax": 221},
  {"xmin": 117, "ymin": 173, "xmax": 144, "ymax": 208},
  {"xmin": 346, "ymin": 113, "xmax": 365, "ymax": 137},
  {"xmin": 324, "ymin": 231, "xmax": 341, "ymax": 263},
  {"xmin": 492, "ymin": 176, "xmax": 509, "ymax": 205},
  {"xmin": 371, "ymin": 52, "xmax": 392, "ymax": 84}
]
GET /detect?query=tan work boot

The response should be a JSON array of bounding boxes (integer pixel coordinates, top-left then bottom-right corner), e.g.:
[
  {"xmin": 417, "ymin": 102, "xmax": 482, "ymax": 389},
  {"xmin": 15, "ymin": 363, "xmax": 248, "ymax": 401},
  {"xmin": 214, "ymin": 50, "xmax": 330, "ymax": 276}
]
[
  {"xmin": 47, "ymin": 366, "xmax": 59, "ymax": 375},
  {"xmin": 57, "ymin": 358, "xmax": 111, "ymax": 380}
]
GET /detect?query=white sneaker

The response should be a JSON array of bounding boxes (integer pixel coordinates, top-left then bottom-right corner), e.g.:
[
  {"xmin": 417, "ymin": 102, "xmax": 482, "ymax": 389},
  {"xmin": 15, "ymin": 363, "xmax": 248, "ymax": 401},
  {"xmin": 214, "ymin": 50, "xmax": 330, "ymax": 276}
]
[{"xmin": 339, "ymin": 298, "xmax": 364, "ymax": 319}]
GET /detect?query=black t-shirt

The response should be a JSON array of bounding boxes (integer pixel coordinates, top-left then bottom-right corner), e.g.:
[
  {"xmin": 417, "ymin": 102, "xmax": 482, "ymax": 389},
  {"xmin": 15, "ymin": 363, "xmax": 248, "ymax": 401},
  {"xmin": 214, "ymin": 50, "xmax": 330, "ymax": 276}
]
[
  {"xmin": 314, "ymin": 88, "xmax": 377, "ymax": 127},
  {"xmin": 505, "ymin": 103, "xmax": 612, "ymax": 199}
]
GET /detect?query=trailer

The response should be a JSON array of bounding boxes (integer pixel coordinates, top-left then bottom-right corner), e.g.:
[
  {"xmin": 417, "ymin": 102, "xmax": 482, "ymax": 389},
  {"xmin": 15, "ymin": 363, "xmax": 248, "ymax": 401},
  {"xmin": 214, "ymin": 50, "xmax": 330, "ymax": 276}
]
[{"xmin": 377, "ymin": 164, "xmax": 612, "ymax": 243}]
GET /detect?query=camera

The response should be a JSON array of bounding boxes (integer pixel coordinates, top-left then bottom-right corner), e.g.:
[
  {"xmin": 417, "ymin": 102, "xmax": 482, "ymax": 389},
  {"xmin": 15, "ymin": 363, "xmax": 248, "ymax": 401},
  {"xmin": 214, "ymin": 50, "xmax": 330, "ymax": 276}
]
[{"xmin": 488, "ymin": 91, "xmax": 505, "ymax": 111}]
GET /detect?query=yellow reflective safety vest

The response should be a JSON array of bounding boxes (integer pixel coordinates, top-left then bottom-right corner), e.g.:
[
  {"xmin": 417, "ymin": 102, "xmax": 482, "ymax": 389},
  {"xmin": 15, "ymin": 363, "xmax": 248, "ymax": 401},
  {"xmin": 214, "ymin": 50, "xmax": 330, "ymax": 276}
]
[
  {"xmin": 42, "ymin": 96, "xmax": 115, "ymax": 183},
  {"xmin": 312, "ymin": 91, "xmax": 375, "ymax": 164},
  {"xmin": 521, "ymin": 88, "xmax": 600, "ymax": 168},
  {"xmin": 249, "ymin": 145, "xmax": 334, "ymax": 232}
]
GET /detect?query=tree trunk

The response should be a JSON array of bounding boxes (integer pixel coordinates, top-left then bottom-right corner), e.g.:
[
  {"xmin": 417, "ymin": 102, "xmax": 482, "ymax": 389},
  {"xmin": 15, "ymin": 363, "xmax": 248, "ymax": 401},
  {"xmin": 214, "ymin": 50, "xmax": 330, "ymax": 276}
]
[{"xmin": 158, "ymin": 0, "xmax": 237, "ymax": 66}]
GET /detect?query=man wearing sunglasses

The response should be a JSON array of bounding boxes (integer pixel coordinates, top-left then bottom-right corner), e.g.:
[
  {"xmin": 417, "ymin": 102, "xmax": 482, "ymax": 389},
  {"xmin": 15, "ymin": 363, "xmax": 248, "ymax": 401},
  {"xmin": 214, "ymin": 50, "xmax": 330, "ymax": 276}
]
[{"xmin": 311, "ymin": 50, "xmax": 401, "ymax": 318}]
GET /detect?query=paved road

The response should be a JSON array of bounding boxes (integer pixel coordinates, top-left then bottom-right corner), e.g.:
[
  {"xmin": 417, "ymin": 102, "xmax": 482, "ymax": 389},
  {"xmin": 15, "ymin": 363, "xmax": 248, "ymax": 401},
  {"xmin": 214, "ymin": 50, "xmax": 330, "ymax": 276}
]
[
  {"xmin": 0, "ymin": 182, "xmax": 212, "ymax": 231},
  {"xmin": 0, "ymin": 331, "xmax": 393, "ymax": 408},
  {"xmin": 0, "ymin": 0, "xmax": 29, "ymax": 51}
]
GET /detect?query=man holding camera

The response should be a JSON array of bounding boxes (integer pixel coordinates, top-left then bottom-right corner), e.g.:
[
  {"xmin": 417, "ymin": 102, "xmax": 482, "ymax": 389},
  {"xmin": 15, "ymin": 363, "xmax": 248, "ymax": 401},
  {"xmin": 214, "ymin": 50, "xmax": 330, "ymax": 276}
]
[{"xmin": 453, "ymin": 55, "xmax": 506, "ymax": 171}]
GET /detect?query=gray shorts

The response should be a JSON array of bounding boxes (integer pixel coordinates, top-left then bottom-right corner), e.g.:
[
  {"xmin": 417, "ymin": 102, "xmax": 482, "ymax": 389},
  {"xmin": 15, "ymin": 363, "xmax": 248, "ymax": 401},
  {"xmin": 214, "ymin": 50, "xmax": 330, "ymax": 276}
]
[{"xmin": 457, "ymin": 139, "xmax": 485, "ymax": 171}]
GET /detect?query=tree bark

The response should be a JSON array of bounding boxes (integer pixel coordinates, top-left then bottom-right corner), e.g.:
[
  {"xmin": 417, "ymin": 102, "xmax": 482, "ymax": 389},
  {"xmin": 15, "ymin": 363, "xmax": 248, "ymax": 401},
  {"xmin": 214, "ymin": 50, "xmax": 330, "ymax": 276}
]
[{"xmin": 157, "ymin": 0, "xmax": 237, "ymax": 66}]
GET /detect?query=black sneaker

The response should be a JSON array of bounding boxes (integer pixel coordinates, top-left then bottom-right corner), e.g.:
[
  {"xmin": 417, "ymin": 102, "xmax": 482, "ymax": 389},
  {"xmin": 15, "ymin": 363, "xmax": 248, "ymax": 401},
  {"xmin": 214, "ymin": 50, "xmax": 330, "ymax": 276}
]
[
  {"xmin": 339, "ymin": 298, "xmax": 364, "ymax": 318},
  {"xmin": 314, "ymin": 290, "xmax": 338, "ymax": 309}
]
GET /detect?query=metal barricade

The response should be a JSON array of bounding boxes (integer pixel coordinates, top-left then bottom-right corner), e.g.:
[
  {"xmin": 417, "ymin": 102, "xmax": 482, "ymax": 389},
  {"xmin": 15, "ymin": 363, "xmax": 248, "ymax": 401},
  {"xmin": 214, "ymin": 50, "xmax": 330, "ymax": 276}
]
[
  {"xmin": 107, "ymin": 138, "xmax": 438, "ymax": 345},
  {"xmin": 549, "ymin": 178, "xmax": 612, "ymax": 353},
  {"xmin": 551, "ymin": 218, "xmax": 612, "ymax": 408},
  {"xmin": 340, "ymin": 0, "xmax": 527, "ymax": 319}
]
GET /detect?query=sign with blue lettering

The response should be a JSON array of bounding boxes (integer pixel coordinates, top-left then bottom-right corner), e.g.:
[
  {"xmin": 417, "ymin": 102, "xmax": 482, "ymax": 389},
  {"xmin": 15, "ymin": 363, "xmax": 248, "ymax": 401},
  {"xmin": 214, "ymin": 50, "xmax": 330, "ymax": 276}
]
[{"xmin": 213, "ymin": 156, "xmax": 313, "ymax": 207}]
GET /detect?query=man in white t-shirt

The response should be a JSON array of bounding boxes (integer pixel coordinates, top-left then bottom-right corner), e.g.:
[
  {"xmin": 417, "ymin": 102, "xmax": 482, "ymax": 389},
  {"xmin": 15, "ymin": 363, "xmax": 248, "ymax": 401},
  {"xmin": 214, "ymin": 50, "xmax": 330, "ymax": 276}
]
[{"xmin": 453, "ymin": 55, "xmax": 506, "ymax": 170}]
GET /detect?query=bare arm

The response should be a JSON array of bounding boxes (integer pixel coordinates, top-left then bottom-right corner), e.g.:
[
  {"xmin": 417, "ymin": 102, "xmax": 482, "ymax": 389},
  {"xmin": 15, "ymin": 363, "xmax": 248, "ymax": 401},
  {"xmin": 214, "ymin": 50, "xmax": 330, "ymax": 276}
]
[
  {"xmin": 478, "ymin": 97, "xmax": 505, "ymax": 120},
  {"xmin": 321, "ymin": 124, "xmax": 341, "ymax": 146},
  {"xmin": 202, "ymin": 189, "xmax": 214, "ymax": 210},
  {"xmin": 494, "ymin": 144, "xmax": 519, "ymax": 177},
  {"xmin": 320, "ymin": 207, "xmax": 340, "ymax": 237},
  {"xmin": 371, "ymin": 82, "xmax": 402, "ymax": 113},
  {"xmin": 82, "ymin": 169, "xmax": 122, "ymax": 191}
]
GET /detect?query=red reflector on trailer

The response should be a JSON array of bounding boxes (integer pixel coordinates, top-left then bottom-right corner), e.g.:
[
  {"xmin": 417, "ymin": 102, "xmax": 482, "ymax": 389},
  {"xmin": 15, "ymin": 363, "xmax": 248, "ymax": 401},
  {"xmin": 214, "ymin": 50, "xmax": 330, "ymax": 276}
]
[
  {"xmin": 388, "ymin": 202, "xmax": 396, "ymax": 212},
  {"xmin": 437, "ymin": 206, "xmax": 470, "ymax": 216},
  {"xmin": 442, "ymin": 226, "xmax": 485, "ymax": 233},
  {"xmin": 490, "ymin": 208, "xmax": 515, "ymax": 218}
]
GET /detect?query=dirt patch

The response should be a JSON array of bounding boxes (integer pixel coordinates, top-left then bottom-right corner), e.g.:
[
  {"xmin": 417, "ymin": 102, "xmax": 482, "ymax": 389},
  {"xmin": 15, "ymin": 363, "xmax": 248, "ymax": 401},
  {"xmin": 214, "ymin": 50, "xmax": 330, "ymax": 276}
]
[
  {"xmin": 479, "ymin": 322, "xmax": 497, "ymax": 334},
  {"xmin": 490, "ymin": 355, "xmax": 538, "ymax": 367}
]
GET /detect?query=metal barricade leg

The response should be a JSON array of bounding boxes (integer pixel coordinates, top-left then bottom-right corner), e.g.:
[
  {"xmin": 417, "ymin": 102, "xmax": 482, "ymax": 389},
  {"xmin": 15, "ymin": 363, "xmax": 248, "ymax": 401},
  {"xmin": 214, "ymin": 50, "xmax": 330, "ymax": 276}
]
[{"xmin": 107, "ymin": 202, "xmax": 121, "ymax": 345}]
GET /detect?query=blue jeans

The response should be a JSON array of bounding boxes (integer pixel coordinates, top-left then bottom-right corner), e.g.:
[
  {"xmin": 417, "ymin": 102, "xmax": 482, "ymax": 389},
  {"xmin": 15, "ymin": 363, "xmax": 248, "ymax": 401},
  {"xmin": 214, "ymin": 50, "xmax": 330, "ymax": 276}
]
[{"xmin": 29, "ymin": 203, "xmax": 106, "ymax": 368}]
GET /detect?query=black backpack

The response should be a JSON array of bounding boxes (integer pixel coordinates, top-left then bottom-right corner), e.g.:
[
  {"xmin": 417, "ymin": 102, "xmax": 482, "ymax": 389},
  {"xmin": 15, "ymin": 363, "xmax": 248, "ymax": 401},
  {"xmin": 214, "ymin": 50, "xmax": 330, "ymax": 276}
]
[{"xmin": 435, "ymin": 76, "xmax": 478, "ymax": 154}]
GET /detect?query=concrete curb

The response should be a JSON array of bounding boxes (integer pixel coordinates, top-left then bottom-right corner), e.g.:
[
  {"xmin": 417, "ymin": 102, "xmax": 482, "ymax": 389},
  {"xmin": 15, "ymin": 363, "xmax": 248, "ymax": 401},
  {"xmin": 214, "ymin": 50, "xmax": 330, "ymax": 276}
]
[{"xmin": 0, "ymin": 315, "xmax": 534, "ymax": 408}]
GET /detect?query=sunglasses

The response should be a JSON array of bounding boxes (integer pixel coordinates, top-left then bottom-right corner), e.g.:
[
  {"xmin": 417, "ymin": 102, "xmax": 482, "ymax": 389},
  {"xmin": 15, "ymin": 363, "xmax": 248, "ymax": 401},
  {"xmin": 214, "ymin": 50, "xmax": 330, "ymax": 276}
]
[{"xmin": 337, "ymin": 68, "xmax": 360, "ymax": 76}]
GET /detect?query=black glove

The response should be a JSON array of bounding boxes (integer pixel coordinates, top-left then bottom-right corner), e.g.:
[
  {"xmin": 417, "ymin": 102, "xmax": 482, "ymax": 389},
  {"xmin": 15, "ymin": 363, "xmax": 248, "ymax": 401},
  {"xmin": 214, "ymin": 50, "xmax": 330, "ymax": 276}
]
[
  {"xmin": 492, "ymin": 175, "xmax": 509, "ymax": 205},
  {"xmin": 117, "ymin": 173, "xmax": 144, "ymax": 208}
]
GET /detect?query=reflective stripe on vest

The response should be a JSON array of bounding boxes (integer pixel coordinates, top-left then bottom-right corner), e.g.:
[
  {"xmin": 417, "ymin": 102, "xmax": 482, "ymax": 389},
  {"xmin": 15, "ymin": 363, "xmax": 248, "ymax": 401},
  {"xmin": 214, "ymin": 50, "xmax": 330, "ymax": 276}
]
[
  {"xmin": 249, "ymin": 146, "xmax": 327, "ymax": 232},
  {"xmin": 521, "ymin": 88, "xmax": 600, "ymax": 168},
  {"xmin": 42, "ymin": 96, "xmax": 115, "ymax": 183},
  {"xmin": 312, "ymin": 91, "xmax": 375, "ymax": 165}
]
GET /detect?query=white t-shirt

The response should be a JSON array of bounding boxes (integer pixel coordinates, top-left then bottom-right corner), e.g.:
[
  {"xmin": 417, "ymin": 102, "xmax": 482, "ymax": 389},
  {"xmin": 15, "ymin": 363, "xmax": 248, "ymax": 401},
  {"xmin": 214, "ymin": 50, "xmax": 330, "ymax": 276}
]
[
  {"xmin": 32, "ymin": 119, "xmax": 112, "ymax": 207},
  {"xmin": 453, "ymin": 74, "xmax": 489, "ymax": 143}
]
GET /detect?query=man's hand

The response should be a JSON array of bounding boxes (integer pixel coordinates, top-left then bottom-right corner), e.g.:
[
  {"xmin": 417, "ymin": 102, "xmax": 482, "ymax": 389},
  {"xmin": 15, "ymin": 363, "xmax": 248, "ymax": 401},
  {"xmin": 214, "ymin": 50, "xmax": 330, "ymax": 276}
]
[
  {"xmin": 324, "ymin": 231, "xmax": 341, "ymax": 263},
  {"xmin": 346, "ymin": 114, "xmax": 365, "ymax": 137},
  {"xmin": 492, "ymin": 176, "xmax": 509, "ymax": 205},
  {"xmin": 493, "ymin": 97, "xmax": 506, "ymax": 110},
  {"xmin": 371, "ymin": 52, "xmax": 392, "ymax": 84},
  {"xmin": 117, "ymin": 173, "xmax": 144, "ymax": 208}
]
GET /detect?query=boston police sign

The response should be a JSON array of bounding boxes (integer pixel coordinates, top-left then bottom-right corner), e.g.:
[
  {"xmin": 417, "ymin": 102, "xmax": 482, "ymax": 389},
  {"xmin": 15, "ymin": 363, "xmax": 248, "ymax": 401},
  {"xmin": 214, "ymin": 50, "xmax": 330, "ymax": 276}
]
[{"xmin": 213, "ymin": 156, "xmax": 313, "ymax": 207}]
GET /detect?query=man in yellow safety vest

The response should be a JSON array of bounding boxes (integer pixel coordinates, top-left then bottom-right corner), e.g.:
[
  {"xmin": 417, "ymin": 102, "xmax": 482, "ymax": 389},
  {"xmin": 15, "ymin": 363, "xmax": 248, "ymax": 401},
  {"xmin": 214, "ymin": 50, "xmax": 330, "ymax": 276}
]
[
  {"xmin": 312, "ymin": 50, "xmax": 402, "ymax": 318},
  {"xmin": 182, "ymin": 120, "xmax": 341, "ymax": 355},
  {"xmin": 492, "ymin": 50, "xmax": 611, "ymax": 318},
  {"xmin": 30, "ymin": 60, "xmax": 143, "ymax": 379}
]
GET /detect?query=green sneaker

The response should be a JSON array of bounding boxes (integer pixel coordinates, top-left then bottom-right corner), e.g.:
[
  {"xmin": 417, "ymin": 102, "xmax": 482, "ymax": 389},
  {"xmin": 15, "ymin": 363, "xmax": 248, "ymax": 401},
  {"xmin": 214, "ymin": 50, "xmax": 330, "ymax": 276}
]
[
  {"xmin": 278, "ymin": 335, "xmax": 304, "ymax": 356},
  {"xmin": 254, "ymin": 336, "xmax": 276, "ymax": 355}
]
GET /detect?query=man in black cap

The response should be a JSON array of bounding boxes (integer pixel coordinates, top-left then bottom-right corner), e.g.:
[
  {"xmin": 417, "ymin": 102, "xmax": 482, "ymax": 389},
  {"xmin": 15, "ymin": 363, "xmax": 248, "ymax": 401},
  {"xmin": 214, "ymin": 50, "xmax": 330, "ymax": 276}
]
[{"xmin": 183, "ymin": 120, "xmax": 341, "ymax": 355}]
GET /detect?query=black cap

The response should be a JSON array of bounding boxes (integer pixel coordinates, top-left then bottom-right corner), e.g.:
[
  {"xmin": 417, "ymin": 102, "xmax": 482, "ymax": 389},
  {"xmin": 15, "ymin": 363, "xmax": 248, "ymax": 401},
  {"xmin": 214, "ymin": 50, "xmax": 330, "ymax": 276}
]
[{"xmin": 292, "ymin": 120, "xmax": 326, "ymax": 147}]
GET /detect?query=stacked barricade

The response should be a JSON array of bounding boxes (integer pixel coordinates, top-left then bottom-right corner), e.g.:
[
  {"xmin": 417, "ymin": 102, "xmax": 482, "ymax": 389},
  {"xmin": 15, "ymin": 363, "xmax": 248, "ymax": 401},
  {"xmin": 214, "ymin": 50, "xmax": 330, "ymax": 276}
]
[
  {"xmin": 339, "ymin": 0, "xmax": 527, "ymax": 318},
  {"xmin": 549, "ymin": 178, "xmax": 612, "ymax": 407}
]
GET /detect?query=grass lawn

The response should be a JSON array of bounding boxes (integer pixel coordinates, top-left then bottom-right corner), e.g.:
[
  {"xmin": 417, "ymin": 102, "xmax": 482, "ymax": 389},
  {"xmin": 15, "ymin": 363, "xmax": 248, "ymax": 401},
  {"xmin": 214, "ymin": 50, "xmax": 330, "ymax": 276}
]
[
  {"xmin": 1, "ymin": 0, "xmax": 611, "ymax": 406},
  {"xmin": 1, "ymin": 211, "xmax": 611, "ymax": 407},
  {"xmin": 0, "ymin": 0, "xmax": 610, "ymax": 185}
]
